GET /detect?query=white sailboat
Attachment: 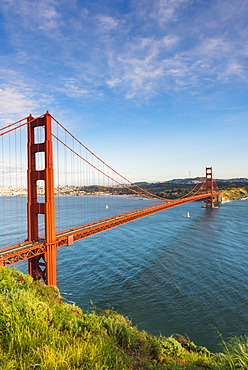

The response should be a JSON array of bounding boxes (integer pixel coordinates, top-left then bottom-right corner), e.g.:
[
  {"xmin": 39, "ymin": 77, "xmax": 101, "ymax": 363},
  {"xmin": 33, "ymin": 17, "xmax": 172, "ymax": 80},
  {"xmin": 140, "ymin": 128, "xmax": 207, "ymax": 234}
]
[{"xmin": 187, "ymin": 212, "xmax": 191, "ymax": 219}]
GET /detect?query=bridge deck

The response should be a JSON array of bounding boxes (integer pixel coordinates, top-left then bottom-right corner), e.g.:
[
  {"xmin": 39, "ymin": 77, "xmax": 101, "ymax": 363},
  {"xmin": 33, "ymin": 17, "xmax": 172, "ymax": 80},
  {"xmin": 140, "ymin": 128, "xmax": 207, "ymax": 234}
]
[{"xmin": 0, "ymin": 192, "xmax": 220, "ymax": 266}]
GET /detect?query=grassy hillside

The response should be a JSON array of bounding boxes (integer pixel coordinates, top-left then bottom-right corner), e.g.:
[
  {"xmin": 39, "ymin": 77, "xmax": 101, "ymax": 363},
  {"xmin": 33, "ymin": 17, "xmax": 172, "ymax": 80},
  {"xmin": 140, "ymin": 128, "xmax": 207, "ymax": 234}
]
[
  {"xmin": 221, "ymin": 187, "xmax": 248, "ymax": 201},
  {"xmin": 0, "ymin": 267, "xmax": 248, "ymax": 369}
]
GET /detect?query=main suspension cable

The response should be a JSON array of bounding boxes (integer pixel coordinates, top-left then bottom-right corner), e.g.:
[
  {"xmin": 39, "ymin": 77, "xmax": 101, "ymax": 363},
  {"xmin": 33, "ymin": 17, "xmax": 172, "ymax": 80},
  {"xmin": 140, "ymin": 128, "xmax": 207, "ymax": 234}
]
[{"xmin": 51, "ymin": 115, "xmax": 167, "ymax": 201}]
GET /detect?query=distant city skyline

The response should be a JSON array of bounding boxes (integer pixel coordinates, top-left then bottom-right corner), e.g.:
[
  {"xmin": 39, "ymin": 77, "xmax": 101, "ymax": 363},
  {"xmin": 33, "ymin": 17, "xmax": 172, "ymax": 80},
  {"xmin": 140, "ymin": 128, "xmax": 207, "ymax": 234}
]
[{"xmin": 0, "ymin": 0, "xmax": 247, "ymax": 181}]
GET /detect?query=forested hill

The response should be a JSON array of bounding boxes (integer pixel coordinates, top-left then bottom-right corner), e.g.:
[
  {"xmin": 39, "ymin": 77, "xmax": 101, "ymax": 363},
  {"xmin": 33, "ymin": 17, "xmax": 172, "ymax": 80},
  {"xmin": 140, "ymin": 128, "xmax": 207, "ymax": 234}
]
[{"xmin": 134, "ymin": 179, "xmax": 248, "ymax": 200}]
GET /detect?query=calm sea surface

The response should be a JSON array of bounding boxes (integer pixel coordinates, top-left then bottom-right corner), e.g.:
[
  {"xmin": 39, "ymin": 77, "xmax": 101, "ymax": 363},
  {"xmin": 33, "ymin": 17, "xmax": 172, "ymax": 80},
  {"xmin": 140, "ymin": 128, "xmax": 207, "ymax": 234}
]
[{"xmin": 1, "ymin": 197, "xmax": 248, "ymax": 352}]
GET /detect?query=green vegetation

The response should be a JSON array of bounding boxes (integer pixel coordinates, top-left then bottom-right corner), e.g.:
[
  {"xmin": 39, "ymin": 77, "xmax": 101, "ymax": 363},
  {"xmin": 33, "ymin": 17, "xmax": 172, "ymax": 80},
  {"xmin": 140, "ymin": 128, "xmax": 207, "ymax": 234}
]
[
  {"xmin": 142, "ymin": 181, "xmax": 248, "ymax": 201},
  {"xmin": 221, "ymin": 187, "xmax": 248, "ymax": 201},
  {"xmin": 0, "ymin": 267, "xmax": 248, "ymax": 369},
  {"xmin": 55, "ymin": 180, "xmax": 248, "ymax": 201}
]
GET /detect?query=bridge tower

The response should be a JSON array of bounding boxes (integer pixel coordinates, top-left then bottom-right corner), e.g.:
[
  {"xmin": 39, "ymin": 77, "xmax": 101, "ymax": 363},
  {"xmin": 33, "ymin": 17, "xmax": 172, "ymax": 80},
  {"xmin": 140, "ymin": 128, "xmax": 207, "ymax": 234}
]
[
  {"xmin": 205, "ymin": 167, "xmax": 215, "ymax": 208},
  {"xmin": 27, "ymin": 112, "xmax": 57, "ymax": 286}
]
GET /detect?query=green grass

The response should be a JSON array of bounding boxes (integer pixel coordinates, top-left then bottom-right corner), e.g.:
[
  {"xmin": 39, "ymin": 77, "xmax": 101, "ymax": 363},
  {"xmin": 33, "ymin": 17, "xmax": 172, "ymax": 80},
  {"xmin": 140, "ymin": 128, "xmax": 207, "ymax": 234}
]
[
  {"xmin": 0, "ymin": 267, "xmax": 247, "ymax": 369},
  {"xmin": 222, "ymin": 187, "xmax": 248, "ymax": 201}
]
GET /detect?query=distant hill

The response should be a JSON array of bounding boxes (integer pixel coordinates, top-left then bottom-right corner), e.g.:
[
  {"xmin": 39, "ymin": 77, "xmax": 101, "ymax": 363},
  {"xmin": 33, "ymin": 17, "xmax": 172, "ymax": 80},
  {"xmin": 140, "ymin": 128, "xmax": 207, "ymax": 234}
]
[
  {"xmin": 217, "ymin": 178, "xmax": 248, "ymax": 183},
  {"xmin": 133, "ymin": 177, "xmax": 248, "ymax": 200},
  {"xmin": 134, "ymin": 177, "xmax": 248, "ymax": 185},
  {"xmin": 164, "ymin": 177, "xmax": 202, "ymax": 184}
]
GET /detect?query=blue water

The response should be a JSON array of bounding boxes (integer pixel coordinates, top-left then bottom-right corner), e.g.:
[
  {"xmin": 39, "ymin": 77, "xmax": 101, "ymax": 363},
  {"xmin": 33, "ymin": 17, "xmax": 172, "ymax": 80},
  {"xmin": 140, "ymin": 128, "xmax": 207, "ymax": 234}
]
[{"xmin": 1, "ymin": 197, "xmax": 248, "ymax": 352}]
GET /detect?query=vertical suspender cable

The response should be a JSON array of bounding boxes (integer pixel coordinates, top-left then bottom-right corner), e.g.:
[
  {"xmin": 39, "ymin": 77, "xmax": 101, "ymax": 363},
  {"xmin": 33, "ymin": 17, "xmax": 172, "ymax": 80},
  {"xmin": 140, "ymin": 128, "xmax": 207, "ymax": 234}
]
[
  {"xmin": 15, "ymin": 127, "xmax": 19, "ymax": 243},
  {"xmin": 79, "ymin": 141, "xmax": 82, "ymax": 225},
  {"xmin": 1, "ymin": 132, "xmax": 6, "ymax": 247},
  {"xmin": 56, "ymin": 120, "xmax": 60, "ymax": 233},
  {"xmin": 9, "ymin": 131, "xmax": 13, "ymax": 244},
  {"xmin": 72, "ymin": 136, "xmax": 75, "ymax": 228},
  {"xmin": 64, "ymin": 129, "xmax": 68, "ymax": 230}
]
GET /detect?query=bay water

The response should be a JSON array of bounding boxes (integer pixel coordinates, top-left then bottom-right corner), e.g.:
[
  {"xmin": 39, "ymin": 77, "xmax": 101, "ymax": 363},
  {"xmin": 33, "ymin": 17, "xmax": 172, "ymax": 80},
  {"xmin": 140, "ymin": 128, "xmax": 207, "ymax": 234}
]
[{"xmin": 1, "ymin": 196, "xmax": 247, "ymax": 352}]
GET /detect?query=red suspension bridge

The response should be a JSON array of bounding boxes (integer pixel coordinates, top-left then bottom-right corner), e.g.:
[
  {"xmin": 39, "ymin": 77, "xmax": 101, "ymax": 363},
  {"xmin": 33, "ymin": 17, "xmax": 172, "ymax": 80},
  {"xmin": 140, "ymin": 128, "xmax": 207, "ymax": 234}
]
[{"xmin": 0, "ymin": 112, "xmax": 221, "ymax": 286}]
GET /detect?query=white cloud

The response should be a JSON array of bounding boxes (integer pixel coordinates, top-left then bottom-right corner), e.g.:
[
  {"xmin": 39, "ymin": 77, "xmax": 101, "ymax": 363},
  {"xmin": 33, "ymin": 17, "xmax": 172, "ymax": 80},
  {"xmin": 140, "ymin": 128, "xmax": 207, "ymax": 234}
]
[
  {"xmin": 2, "ymin": 0, "xmax": 62, "ymax": 32},
  {"xmin": 0, "ymin": 86, "xmax": 36, "ymax": 115},
  {"xmin": 1, "ymin": 0, "xmax": 248, "ymax": 104},
  {"xmin": 133, "ymin": 0, "xmax": 190, "ymax": 24},
  {"xmin": 0, "ymin": 69, "xmax": 52, "ymax": 125},
  {"xmin": 63, "ymin": 78, "xmax": 90, "ymax": 97},
  {"xmin": 93, "ymin": 1, "xmax": 248, "ymax": 98},
  {"xmin": 105, "ymin": 35, "xmax": 180, "ymax": 97},
  {"xmin": 152, "ymin": 0, "xmax": 190, "ymax": 23},
  {"xmin": 223, "ymin": 60, "xmax": 246, "ymax": 80},
  {"xmin": 95, "ymin": 15, "xmax": 119, "ymax": 32},
  {"xmin": 196, "ymin": 37, "xmax": 231, "ymax": 56},
  {"xmin": 56, "ymin": 77, "xmax": 104, "ymax": 99}
]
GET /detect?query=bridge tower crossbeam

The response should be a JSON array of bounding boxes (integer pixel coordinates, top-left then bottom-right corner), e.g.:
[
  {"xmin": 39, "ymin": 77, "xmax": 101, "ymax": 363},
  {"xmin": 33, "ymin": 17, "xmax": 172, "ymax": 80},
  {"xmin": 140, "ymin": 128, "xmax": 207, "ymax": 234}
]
[
  {"xmin": 0, "ymin": 112, "xmax": 221, "ymax": 285},
  {"xmin": 27, "ymin": 112, "xmax": 57, "ymax": 286}
]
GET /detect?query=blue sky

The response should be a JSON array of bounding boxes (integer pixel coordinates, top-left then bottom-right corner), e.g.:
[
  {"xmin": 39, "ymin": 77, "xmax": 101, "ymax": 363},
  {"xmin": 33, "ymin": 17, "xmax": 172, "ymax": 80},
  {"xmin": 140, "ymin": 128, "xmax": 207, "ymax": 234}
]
[{"xmin": 0, "ymin": 0, "xmax": 247, "ymax": 182}]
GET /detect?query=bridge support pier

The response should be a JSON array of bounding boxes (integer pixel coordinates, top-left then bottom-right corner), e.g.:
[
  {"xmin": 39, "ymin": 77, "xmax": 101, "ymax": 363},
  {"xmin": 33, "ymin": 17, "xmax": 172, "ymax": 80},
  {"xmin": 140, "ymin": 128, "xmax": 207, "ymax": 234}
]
[
  {"xmin": 27, "ymin": 112, "xmax": 57, "ymax": 286},
  {"xmin": 205, "ymin": 197, "xmax": 214, "ymax": 208}
]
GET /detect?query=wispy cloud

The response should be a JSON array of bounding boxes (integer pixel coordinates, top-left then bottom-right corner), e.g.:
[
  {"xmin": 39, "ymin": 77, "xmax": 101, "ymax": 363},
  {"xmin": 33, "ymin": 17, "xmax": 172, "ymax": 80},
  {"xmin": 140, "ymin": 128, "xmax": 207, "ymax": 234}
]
[
  {"xmin": 81, "ymin": 0, "xmax": 248, "ymax": 99},
  {"xmin": 59, "ymin": 77, "xmax": 104, "ymax": 99},
  {"xmin": 0, "ymin": 68, "xmax": 52, "ymax": 125},
  {"xmin": 132, "ymin": 0, "xmax": 190, "ymax": 24},
  {"xmin": 0, "ymin": 85, "xmax": 36, "ymax": 115},
  {"xmin": 105, "ymin": 35, "xmax": 179, "ymax": 98},
  {"xmin": 1, "ymin": 0, "xmax": 248, "ymax": 105},
  {"xmin": 0, "ymin": 0, "xmax": 247, "ymax": 182},
  {"xmin": 95, "ymin": 14, "xmax": 119, "ymax": 32},
  {"xmin": 2, "ymin": 0, "xmax": 62, "ymax": 32}
]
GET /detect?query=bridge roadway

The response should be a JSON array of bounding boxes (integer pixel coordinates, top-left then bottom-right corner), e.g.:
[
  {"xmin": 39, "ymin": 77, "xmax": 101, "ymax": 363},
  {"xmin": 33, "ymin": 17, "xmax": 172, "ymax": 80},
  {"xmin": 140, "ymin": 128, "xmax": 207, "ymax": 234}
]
[{"xmin": 0, "ymin": 192, "xmax": 220, "ymax": 267}]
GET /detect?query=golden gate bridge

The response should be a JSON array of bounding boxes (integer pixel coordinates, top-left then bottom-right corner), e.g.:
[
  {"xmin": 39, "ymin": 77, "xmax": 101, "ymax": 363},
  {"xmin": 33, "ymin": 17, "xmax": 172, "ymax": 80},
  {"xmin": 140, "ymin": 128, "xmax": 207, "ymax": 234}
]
[{"xmin": 0, "ymin": 112, "xmax": 221, "ymax": 286}]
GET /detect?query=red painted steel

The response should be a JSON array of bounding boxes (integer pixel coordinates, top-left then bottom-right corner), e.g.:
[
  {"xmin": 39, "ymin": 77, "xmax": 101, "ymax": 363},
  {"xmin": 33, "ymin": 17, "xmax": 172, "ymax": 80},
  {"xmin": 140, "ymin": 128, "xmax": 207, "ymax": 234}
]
[
  {"xmin": 0, "ymin": 112, "xmax": 221, "ymax": 286},
  {"xmin": 27, "ymin": 113, "xmax": 57, "ymax": 285},
  {"xmin": 205, "ymin": 167, "xmax": 214, "ymax": 207},
  {"xmin": 1, "ymin": 189, "xmax": 220, "ymax": 268}
]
